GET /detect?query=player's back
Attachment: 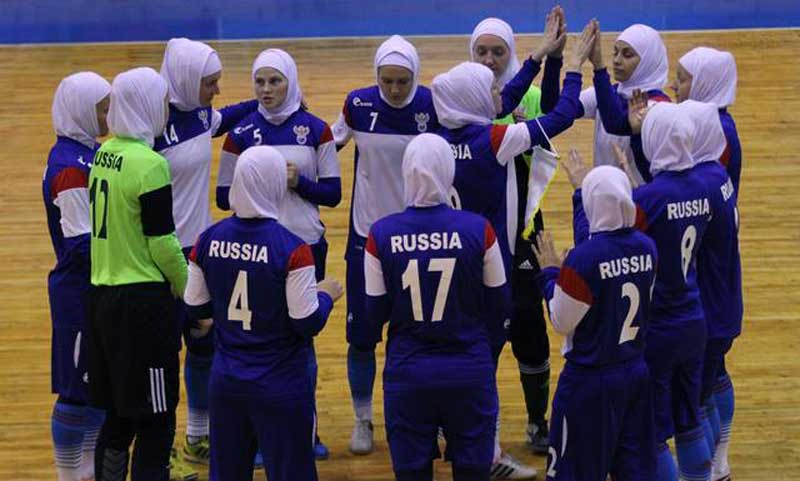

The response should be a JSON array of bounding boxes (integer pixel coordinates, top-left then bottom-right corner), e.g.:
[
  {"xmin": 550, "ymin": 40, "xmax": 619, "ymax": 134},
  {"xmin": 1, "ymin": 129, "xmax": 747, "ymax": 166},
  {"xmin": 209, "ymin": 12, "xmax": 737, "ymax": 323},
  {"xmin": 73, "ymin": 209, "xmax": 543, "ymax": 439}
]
[
  {"xmin": 562, "ymin": 228, "xmax": 657, "ymax": 368},
  {"xmin": 191, "ymin": 215, "xmax": 315, "ymax": 396},
  {"xmin": 633, "ymin": 169, "xmax": 711, "ymax": 326},
  {"xmin": 368, "ymin": 205, "xmax": 499, "ymax": 389}
]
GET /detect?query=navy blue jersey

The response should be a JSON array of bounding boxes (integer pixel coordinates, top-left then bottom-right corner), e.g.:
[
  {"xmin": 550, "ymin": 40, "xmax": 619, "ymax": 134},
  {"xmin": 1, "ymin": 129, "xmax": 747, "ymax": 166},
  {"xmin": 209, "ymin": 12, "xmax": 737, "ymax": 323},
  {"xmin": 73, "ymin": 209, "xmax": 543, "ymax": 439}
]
[
  {"xmin": 538, "ymin": 229, "xmax": 657, "ymax": 368},
  {"xmin": 719, "ymin": 109, "xmax": 743, "ymax": 192},
  {"xmin": 691, "ymin": 161, "xmax": 743, "ymax": 339},
  {"xmin": 188, "ymin": 216, "xmax": 332, "ymax": 397},
  {"xmin": 360, "ymin": 205, "xmax": 508, "ymax": 390}
]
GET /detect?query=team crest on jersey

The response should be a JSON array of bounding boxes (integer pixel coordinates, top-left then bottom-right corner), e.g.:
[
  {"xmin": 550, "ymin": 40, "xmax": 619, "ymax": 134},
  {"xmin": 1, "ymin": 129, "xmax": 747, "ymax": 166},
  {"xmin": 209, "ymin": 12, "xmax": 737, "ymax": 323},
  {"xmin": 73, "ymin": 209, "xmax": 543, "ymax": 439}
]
[
  {"xmin": 414, "ymin": 112, "xmax": 430, "ymax": 133},
  {"xmin": 198, "ymin": 109, "xmax": 209, "ymax": 130},
  {"xmin": 352, "ymin": 97, "xmax": 373, "ymax": 107},
  {"xmin": 293, "ymin": 125, "xmax": 310, "ymax": 145}
]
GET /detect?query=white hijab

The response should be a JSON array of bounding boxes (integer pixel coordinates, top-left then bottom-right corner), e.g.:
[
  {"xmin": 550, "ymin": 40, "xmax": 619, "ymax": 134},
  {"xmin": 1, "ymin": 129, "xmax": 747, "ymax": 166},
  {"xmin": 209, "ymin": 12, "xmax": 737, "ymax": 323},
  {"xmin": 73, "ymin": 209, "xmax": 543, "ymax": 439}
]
[
  {"xmin": 252, "ymin": 49, "xmax": 303, "ymax": 125},
  {"xmin": 679, "ymin": 47, "xmax": 737, "ymax": 108},
  {"xmin": 470, "ymin": 17, "xmax": 521, "ymax": 88},
  {"xmin": 681, "ymin": 100, "xmax": 726, "ymax": 165},
  {"xmin": 582, "ymin": 166, "xmax": 636, "ymax": 233},
  {"xmin": 52, "ymin": 72, "xmax": 111, "ymax": 149},
  {"xmin": 402, "ymin": 133, "xmax": 455, "ymax": 207},
  {"xmin": 432, "ymin": 62, "xmax": 496, "ymax": 129},
  {"xmin": 374, "ymin": 35, "xmax": 420, "ymax": 108},
  {"xmin": 107, "ymin": 67, "xmax": 169, "ymax": 147},
  {"xmin": 616, "ymin": 24, "xmax": 668, "ymax": 98},
  {"xmin": 229, "ymin": 146, "xmax": 287, "ymax": 219},
  {"xmin": 160, "ymin": 37, "xmax": 222, "ymax": 112},
  {"xmin": 642, "ymin": 102, "xmax": 695, "ymax": 176}
]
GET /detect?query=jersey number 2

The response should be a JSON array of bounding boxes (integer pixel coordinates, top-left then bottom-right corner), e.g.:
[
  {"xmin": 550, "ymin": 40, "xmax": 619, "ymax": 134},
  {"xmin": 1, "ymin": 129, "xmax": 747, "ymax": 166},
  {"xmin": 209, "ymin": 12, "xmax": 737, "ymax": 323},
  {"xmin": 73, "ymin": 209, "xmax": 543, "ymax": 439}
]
[
  {"xmin": 619, "ymin": 282, "xmax": 641, "ymax": 345},
  {"xmin": 228, "ymin": 270, "xmax": 252, "ymax": 331},
  {"xmin": 401, "ymin": 258, "xmax": 456, "ymax": 322}
]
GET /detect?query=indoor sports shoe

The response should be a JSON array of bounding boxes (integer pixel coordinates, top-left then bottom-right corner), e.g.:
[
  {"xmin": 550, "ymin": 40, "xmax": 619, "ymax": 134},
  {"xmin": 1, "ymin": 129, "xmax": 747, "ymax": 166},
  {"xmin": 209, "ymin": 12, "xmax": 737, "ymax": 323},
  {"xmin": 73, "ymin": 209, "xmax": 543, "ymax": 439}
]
[
  {"xmin": 490, "ymin": 452, "xmax": 538, "ymax": 480},
  {"xmin": 349, "ymin": 420, "xmax": 374, "ymax": 455},
  {"xmin": 525, "ymin": 421, "xmax": 549, "ymax": 455},
  {"xmin": 315, "ymin": 435, "xmax": 330, "ymax": 460},
  {"xmin": 169, "ymin": 448, "xmax": 199, "ymax": 481},
  {"xmin": 182, "ymin": 435, "xmax": 210, "ymax": 464}
]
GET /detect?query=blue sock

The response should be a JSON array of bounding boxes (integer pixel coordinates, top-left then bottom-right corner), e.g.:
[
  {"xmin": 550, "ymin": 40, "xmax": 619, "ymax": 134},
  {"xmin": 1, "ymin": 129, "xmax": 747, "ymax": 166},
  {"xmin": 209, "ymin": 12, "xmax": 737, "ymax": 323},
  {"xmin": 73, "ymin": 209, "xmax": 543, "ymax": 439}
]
[
  {"xmin": 347, "ymin": 344, "xmax": 376, "ymax": 421},
  {"xmin": 704, "ymin": 396, "xmax": 721, "ymax": 449},
  {"xmin": 700, "ymin": 407, "xmax": 715, "ymax": 463},
  {"xmin": 52, "ymin": 401, "xmax": 86, "ymax": 480},
  {"xmin": 655, "ymin": 442, "xmax": 678, "ymax": 481},
  {"xmin": 675, "ymin": 426, "xmax": 711, "ymax": 481},
  {"xmin": 184, "ymin": 351, "xmax": 212, "ymax": 440}
]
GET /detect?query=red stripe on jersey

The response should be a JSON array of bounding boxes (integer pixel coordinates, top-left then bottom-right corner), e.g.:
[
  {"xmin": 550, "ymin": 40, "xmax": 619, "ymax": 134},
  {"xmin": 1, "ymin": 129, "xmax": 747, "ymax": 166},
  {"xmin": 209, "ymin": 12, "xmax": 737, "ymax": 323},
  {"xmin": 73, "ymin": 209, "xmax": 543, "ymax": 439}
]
[
  {"xmin": 634, "ymin": 205, "xmax": 649, "ymax": 232},
  {"xmin": 366, "ymin": 233, "xmax": 379, "ymax": 258},
  {"xmin": 320, "ymin": 124, "xmax": 334, "ymax": 144},
  {"xmin": 50, "ymin": 167, "xmax": 88, "ymax": 200},
  {"xmin": 222, "ymin": 135, "xmax": 242, "ymax": 155},
  {"xmin": 556, "ymin": 266, "xmax": 594, "ymax": 305},
  {"xmin": 288, "ymin": 244, "xmax": 315, "ymax": 271},
  {"xmin": 343, "ymin": 103, "xmax": 352, "ymax": 127},
  {"xmin": 483, "ymin": 221, "xmax": 497, "ymax": 251},
  {"xmin": 189, "ymin": 244, "xmax": 198, "ymax": 263},
  {"xmin": 719, "ymin": 142, "xmax": 732, "ymax": 168},
  {"xmin": 648, "ymin": 92, "xmax": 672, "ymax": 103},
  {"xmin": 490, "ymin": 124, "xmax": 509, "ymax": 156}
]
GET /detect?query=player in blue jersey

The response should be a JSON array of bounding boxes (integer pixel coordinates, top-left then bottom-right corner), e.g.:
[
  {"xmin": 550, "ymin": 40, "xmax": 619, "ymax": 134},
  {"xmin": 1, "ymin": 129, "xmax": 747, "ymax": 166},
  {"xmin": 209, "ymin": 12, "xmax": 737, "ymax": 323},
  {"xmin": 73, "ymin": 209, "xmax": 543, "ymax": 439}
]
[
  {"xmin": 157, "ymin": 37, "xmax": 258, "ymax": 470},
  {"xmin": 355, "ymin": 133, "xmax": 509, "ymax": 481},
  {"xmin": 674, "ymin": 47, "xmax": 742, "ymax": 193},
  {"xmin": 680, "ymin": 101, "xmax": 742, "ymax": 481},
  {"xmin": 331, "ymin": 34, "xmax": 439, "ymax": 454},
  {"xmin": 470, "ymin": 11, "xmax": 566, "ymax": 461},
  {"xmin": 533, "ymin": 164, "xmax": 657, "ymax": 481},
  {"xmin": 216, "ymin": 48, "xmax": 341, "ymax": 458},
  {"xmin": 572, "ymin": 102, "xmax": 713, "ymax": 481},
  {"xmin": 44, "ymin": 71, "xmax": 110, "ymax": 481},
  {"xmin": 579, "ymin": 22, "xmax": 671, "ymax": 181},
  {"xmin": 185, "ymin": 145, "xmax": 344, "ymax": 481}
]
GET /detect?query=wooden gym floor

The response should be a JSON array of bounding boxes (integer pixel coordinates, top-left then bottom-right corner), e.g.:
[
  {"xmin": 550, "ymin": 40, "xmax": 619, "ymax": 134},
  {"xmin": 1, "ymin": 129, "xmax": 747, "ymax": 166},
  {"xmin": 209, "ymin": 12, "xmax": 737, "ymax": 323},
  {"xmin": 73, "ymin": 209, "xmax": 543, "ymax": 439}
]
[{"xmin": 0, "ymin": 28, "xmax": 798, "ymax": 480}]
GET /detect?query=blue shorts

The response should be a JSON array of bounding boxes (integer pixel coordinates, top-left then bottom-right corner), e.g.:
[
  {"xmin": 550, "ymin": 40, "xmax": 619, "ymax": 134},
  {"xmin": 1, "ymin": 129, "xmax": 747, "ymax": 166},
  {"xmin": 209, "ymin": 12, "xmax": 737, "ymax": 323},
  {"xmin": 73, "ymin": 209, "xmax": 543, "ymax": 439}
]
[
  {"xmin": 384, "ymin": 383, "xmax": 497, "ymax": 473},
  {"xmin": 701, "ymin": 337, "xmax": 734, "ymax": 401},
  {"xmin": 209, "ymin": 372, "xmax": 317, "ymax": 481},
  {"xmin": 48, "ymin": 272, "xmax": 90, "ymax": 403},
  {"xmin": 546, "ymin": 360, "xmax": 655, "ymax": 481},
  {"xmin": 645, "ymin": 319, "xmax": 706, "ymax": 442}
]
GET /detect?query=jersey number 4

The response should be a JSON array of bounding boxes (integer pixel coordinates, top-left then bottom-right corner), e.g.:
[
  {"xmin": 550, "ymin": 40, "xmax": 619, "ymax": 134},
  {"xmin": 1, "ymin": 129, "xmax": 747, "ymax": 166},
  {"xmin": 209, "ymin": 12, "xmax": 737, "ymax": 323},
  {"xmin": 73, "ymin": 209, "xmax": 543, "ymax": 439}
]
[
  {"xmin": 228, "ymin": 270, "xmax": 253, "ymax": 331},
  {"xmin": 401, "ymin": 258, "xmax": 456, "ymax": 322}
]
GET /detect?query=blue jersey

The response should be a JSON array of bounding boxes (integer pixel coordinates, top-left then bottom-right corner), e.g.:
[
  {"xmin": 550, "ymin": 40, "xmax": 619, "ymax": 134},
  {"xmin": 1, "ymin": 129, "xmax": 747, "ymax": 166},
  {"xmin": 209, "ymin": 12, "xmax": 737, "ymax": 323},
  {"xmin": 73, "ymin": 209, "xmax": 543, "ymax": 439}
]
[
  {"xmin": 538, "ymin": 229, "xmax": 657, "ymax": 368},
  {"xmin": 633, "ymin": 170, "xmax": 712, "ymax": 327},
  {"xmin": 691, "ymin": 161, "xmax": 743, "ymax": 339},
  {"xmin": 189, "ymin": 216, "xmax": 332, "ymax": 398},
  {"xmin": 719, "ymin": 109, "xmax": 743, "ymax": 192},
  {"xmin": 334, "ymin": 86, "xmax": 439, "ymax": 247},
  {"xmin": 360, "ymin": 205, "xmax": 508, "ymax": 390}
]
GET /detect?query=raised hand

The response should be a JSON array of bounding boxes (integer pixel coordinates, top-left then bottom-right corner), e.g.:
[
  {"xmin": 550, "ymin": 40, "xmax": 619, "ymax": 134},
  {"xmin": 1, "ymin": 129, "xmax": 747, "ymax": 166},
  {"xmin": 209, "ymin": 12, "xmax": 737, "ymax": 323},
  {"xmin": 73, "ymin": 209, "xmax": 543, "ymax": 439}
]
[
  {"xmin": 532, "ymin": 7, "xmax": 566, "ymax": 61},
  {"xmin": 566, "ymin": 19, "xmax": 597, "ymax": 72},
  {"xmin": 627, "ymin": 89, "xmax": 649, "ymax": 134},
  {"xmin": 589, "ymin": 19, "xmax": 604, "ymax": 68},
  {"xmin": 551, "ymin": 5, "xmax": 568, "ymax": 58},
  {"xmin": 562, "ymin": 148, "xmax": 591, "ymax": 189},
  {"xmin": 532, "ymin": 231, "xmax": 566, "ymax": 269},
  {"xmin": 612, "ymin": 143, "xmax": 644, "ymax": 188}
]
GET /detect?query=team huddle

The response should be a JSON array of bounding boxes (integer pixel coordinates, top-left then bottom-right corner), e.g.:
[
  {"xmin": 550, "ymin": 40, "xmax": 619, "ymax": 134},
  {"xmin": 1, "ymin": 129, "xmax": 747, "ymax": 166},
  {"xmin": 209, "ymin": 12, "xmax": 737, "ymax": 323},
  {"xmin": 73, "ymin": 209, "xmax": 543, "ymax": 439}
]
[{"xmin": 42, "ymin": 6, "xmax": 742, "ymax": 481}]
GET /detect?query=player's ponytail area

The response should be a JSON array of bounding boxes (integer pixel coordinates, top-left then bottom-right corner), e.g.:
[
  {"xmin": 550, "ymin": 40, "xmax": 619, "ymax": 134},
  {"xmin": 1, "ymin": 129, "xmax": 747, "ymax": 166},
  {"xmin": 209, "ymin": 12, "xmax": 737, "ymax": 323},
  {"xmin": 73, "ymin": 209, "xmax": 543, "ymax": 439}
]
[{"xmin": 2, "ymin": 28, "xmax": 799, "ymax": 480}]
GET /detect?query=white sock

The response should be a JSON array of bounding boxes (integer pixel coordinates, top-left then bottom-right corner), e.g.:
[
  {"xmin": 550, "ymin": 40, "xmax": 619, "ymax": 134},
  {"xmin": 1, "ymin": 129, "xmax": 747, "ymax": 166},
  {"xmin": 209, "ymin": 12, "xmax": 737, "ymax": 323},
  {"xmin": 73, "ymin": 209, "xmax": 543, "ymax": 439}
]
[
  {"xmin": 55, "ymin": 445, "xmax": 82, "ymax": 481},
  {"xmin": 353, "ymin": 399, "xmax": 372, "ymax": 422},
  {"xmin": 78, "ymin": 425, "xmax": 99, "ymax": 480},
  {"xmin": 493, "ymin": 416, "xmax": 502, "ymax": 464},
  {"xmin": 186, "ymin": 407, "xmax": 209, "ymax": 442}
]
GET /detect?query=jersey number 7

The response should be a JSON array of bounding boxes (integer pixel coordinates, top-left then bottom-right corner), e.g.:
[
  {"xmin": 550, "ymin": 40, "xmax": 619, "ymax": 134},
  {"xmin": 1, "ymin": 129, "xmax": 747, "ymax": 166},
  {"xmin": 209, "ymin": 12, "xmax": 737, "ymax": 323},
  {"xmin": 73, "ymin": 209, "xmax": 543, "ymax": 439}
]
[{"xmin": 401, "ymin": 258, "xmax": 456, "ymax": 322}]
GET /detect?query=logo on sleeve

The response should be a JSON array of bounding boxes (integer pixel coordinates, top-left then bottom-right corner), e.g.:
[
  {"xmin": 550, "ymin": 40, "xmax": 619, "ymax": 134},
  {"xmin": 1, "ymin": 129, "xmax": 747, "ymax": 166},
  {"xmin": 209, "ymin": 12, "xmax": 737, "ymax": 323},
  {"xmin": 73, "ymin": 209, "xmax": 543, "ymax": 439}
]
[
  {"xmin": 353, "ymin": 97, "xmax": 373, "ymax": 107},
  {"xmin": 415, "ymin": 112, "xmax": 430, "ymax": 133},
  {"xmin": 293, "ymin": 125, "xmax": 310, "ymax": 145},
  {"xmin": 198, "ymin": 109, "xmax": 209, "ymax": 130}
]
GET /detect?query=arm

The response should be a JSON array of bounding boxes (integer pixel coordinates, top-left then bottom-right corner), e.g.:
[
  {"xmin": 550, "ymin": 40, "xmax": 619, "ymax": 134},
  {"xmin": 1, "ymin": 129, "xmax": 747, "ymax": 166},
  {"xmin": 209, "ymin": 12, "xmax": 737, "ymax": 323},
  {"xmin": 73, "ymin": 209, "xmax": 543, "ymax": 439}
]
[
  {"xmin": 213, "ymin": 99, "xmax": 259, "ymax": 137},
  {"xmin": 535, "ymin": 262, "xmax": 593, "ymax": 336},
  {"xmin": 216, "ymin": 135, "xmax": 241, "ymax": 210},
  {"xmin": 286, "ymin": 244, "xmax": 334, "ymax": 338},
  {"xmin": 332, "ymin": 101, "xmax": 354, "ymax": 149},
  {"xmin": 51, "ymin": 167, "xmax": 91, "ymax": 270},
  {"xmin": 482, "ymin": 222, "xmax": 510, "ymax": 357},
  {"xmin": 360, "ymin": 232, "xmax": 390, "ymax": 349},
  {"xmin": 593, "ymin": 68, "xmax": 634, "ymax": 135},
  {"xmin": 498, "ymin": 58, "xmax": 542, "ymax": 118},
  {"xmin": 629, "ymin": 135, "xmax": 653, "ymax": 183},
  {"xmin": 540, "ymin": 56, "xmax": 563, "ymax": 114},
  {"xmin": 140, "ymin": 184, "xmax": 188, "ymax": 296},
  {"xmin": 184, "ymin": 257, "xmax": 213, "ymax": 322},
  {"xmin": 571, "ymin": 188, "xmax": 591, "ymax": 245},
  {"xmin": 292, "ymin": 124, "xmax": 342, "ymax": 207}
]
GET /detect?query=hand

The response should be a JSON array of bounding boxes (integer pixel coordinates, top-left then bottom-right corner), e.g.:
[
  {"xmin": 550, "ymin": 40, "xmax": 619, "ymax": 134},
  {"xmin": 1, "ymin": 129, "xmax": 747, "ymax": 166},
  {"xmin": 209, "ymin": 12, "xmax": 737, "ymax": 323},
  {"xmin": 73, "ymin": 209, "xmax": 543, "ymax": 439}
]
[
  {"xmin": 318, "ymin": 278, "xmax": 344, "ymax": 303},
  {"xmin": 562, "ymin": 148, "xmax": 590, "ymax": 189},
  {"xmin": 512, "ymin": 107, "xmax": 527, "ymax": 123},
  {"xmin": 627, "ymin": 89, "xmax": 648, "ymax": 134},
  {"xmin": 566, "ymin": 19, "xmax": 597, "ymax": 72},
  {"xmin": 287, "ymin": 162, "xmax": 300, "ymax": 188},
  {"xmin": 612, "ymin": 143, "xmax": 644, "ymax": 188},
  {"xmin": 550, "ymin": 5, "xmax": 568, "ymax": 58},
  {"xmin": 589, "ymin": 19, "xmax": 604, "ymax": 68},
  {"xmin": 532, "ymin": 8, "xmax": 565, "ymax": 61},
  {"xmin": 190, "ymin": 318, "xmax": 213, "ymax": 338},
  {"xmin": 531, "ymin": 231, "xmax": 567, "ymax": 269}
]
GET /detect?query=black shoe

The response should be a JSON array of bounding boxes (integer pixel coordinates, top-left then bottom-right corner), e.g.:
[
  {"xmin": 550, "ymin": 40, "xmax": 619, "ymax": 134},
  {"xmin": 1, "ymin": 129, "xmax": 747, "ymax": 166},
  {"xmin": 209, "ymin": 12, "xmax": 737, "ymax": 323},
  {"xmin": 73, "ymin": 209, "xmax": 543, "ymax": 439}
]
[{"xmin": 525, "ymin": 421, "xmax": 549, "ymax": 455}]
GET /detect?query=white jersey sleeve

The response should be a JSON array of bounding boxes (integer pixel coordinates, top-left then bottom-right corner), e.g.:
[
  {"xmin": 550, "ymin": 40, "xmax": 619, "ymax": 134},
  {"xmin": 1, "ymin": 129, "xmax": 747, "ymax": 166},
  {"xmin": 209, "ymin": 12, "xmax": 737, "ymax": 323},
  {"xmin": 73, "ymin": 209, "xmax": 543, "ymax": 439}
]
[
  {"xmin": 332, "ymin": 112, "xmax": 353, "ymax": 146},
  {"xmin": 492, "ymin": 123, "xmax": 532, "ymax": 166},
  {"xmin": 579, "ymin": 87, "xmax": 598, "ymax": 119},
  {"xmin": 317, "ymin": 124, "xmax": 341, "ymax": 179}
]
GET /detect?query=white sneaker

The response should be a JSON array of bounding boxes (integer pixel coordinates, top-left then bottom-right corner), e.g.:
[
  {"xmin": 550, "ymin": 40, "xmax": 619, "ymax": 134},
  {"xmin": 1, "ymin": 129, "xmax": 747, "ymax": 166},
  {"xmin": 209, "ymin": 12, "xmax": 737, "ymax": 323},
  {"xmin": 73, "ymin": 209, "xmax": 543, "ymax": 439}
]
[
  {"xmin": 490, "ymin": 452, "xmax": 537, "ymax": 479},
  {"xmin": 349, "ymin": 420, "xmax": 374, "ymax": 455}
]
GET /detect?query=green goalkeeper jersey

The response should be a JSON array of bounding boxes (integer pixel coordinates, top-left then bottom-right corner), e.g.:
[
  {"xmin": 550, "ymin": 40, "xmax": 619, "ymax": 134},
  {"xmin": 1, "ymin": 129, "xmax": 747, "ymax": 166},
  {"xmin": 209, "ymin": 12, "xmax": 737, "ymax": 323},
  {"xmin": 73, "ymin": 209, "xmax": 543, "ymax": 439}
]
[{"xmin": 89, "ymin": 136, "xmax": 187, "ymax": 293}]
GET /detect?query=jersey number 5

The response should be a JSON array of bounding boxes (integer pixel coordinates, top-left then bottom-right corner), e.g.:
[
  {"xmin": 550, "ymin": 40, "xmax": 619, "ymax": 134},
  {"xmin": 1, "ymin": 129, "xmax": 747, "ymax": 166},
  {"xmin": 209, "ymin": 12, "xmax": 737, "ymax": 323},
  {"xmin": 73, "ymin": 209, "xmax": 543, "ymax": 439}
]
[{"xmin": 401, "ymin": 258, "xmax": 456, "ymax": 322}]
